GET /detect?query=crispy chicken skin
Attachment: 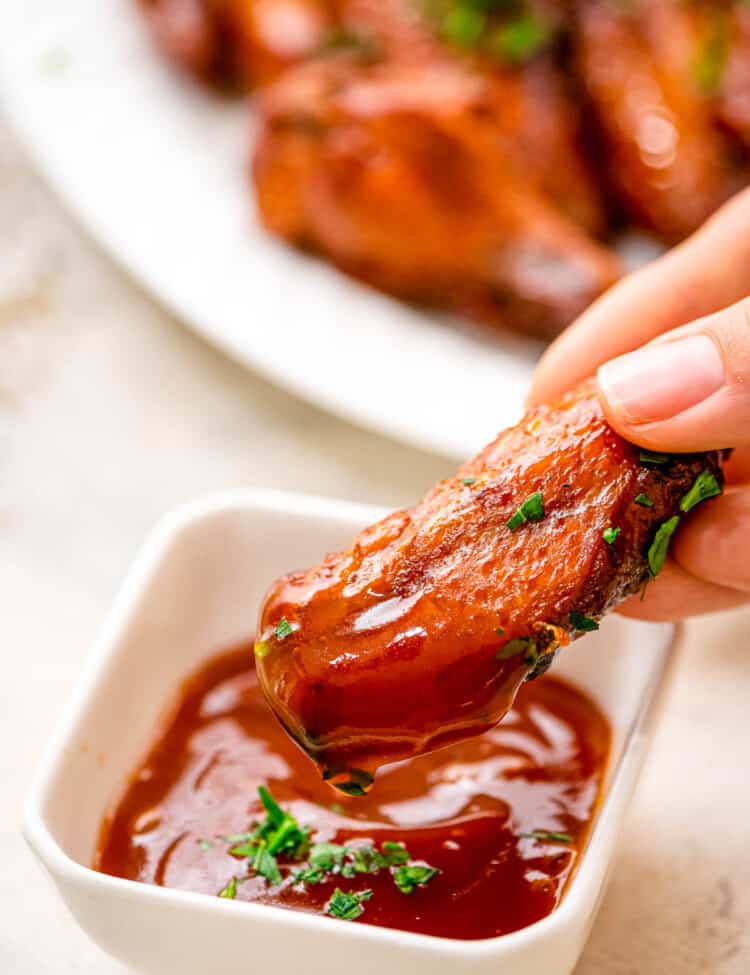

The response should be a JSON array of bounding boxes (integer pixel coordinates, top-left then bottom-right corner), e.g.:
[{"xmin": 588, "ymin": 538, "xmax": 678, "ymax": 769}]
[
  {"xmin": 138, "ymin": 0, "xmax": 336, "ymax": 87},
  {"xmin": 574, "ymin": 0, "xmax": 741, "ymax": 241},
  {"xmin": 255, "ymin": 382, "xmax": 725, "ymax": 790},
  {"xmin": 253, "ymin": 56, "xmax": 619, "ymax": 338}
]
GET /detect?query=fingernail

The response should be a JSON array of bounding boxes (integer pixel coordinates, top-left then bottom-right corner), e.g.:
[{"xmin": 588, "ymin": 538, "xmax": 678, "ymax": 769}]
[{"xmin": 597, "ymin": 335, "xmax": 725, "ymax": 423}]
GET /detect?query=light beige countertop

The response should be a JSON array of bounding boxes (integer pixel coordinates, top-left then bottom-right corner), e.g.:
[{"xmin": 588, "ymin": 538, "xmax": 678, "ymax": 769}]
[{"xmin": 1, "ymin": 120, "xmax": 748, "ymax": 974}]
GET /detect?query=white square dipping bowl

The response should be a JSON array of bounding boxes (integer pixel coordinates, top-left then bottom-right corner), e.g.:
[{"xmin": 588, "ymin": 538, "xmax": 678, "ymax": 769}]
[{"xmin": 24, "ymin": 490, "xmax": 679, "ymax": 975}]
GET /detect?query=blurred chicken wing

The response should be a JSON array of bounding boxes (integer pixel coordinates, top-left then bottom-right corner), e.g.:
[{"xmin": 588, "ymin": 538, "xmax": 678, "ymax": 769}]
[
  {"xmin": 253, "ymin": 51, "xmax": 619, "ymax": 338},
  {"xmin": 574, "ymin": 0, "xmax": 742, "ymax": 240},
  {"xmin": 139, "ymin": 0, "xmax": 337, "ymax": 87}
]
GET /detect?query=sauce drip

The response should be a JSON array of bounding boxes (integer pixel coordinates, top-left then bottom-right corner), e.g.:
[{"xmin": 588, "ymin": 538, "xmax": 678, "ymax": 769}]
[{"xmin": 96, "ymin": 646, "xmax": 610, "ymax": 940}]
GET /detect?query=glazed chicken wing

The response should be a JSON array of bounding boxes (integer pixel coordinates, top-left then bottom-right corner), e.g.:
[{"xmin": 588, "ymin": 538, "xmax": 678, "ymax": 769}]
[
  {"xmin": 138, "ymin": 0, "xmax": 336, "ymax": 87},
  {"xmin": 255, "ymin": 382, "xmax": 725, "ymax": 792},
  {"xmin": 253, "ymin": 52, "xmax": 619, "ymax": 338},
  {"xmin": 574, "ymin": 0, "xmax": 742, "ymax": 240}
]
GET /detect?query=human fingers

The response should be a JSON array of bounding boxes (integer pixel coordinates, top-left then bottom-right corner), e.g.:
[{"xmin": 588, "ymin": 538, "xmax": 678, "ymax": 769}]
[
  {"xmin": 596, "ymin": 296, "xmax": 750, "ymax": 452},
  {"xmin": 528, "ymin": 187, "xmax": 750, "ymax": 406}
]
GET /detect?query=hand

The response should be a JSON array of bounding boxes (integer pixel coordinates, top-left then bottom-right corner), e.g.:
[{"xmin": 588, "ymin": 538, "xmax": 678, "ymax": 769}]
[{"xmin": 528, "ymin": 189, "xmax": 750, "ymax": 621}]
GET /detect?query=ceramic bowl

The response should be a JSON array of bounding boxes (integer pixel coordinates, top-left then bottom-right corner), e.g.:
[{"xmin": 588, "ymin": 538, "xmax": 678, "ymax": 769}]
[{"xmin": 24, "ymin": 490, "xmax": 679, "ymax": 975}]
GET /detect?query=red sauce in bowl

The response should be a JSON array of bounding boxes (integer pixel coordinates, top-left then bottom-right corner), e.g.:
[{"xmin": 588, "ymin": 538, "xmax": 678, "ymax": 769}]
[{"xmin": 95, "ymin": 645, "xmax": 610, "ymax": 940}]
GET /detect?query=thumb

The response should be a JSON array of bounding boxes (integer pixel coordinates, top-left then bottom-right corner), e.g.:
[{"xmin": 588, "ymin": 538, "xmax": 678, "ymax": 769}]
[{"xmin": 596, "ymin": 297, "xmax": 750, "ymax": 451}]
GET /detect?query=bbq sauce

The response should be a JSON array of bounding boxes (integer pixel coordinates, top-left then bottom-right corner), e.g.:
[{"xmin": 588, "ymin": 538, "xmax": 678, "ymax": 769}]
[{"xmin": 96, "ymin": 645, "xmax": 610, "ymax": 940}]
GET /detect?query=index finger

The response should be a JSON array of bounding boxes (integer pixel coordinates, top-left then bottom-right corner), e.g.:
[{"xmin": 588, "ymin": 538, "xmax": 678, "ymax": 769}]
[{"xmin": 527, "ymin": 188, "xmax": 750, "ymax": 407}]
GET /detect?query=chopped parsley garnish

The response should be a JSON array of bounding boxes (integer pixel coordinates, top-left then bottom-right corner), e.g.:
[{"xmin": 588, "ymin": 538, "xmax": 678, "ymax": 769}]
[
  {"xmin": 635, "ymin": 493, "xmax": 654, "ymax": 507},
  {"xmin": 273, "ymin": 617, "xmax": 293, "ymax": 640},
  {"xmin": 603, "ymin": 527, "xmax": 621, "ymax": 544},
  {"xmin": 333, "ymin": 768, "xmax": 374, "ymax": 797},
  {"xmin": 326, "ymin": 888, "xmax": 373, "ymax": 921},
  {"xmin": 639, "ymin": 449, "xmax": 672, "ymax": 467},
  {"xmin": 215, "ymin": 787, "xmax": 439, "ymax": 911},
  {"xmin": 295, "ymin": 839, "xmax": 415, "ymax": 883},
  {"xmin": 218, "ymin": 877, "xmax": 238, "ymax": 899},
  {"xmin": 507, "ymin": 491, "xmax": 545, "ymax": 530},
  {"xmin": 253, "ymin": 846, "xmax": 283, "ymax": 885},
  {"xmin": 310, "ymin": 842, "xmax": 347, "ymax": 871},
  {"xmin": 568, "ymin": 611, "xmax": 599, "ymax": 632},
  {"xmin": 442, "ymin": 4, "xmax": 485, "ymax": 46},
  {"xmin": 197, "ymin": 838, "xmax": 214, "ymax": 851},
  {"xmin": 497, "ymin": 636, "xmax": 536, "ymax": 661},
  {"xmin": 460, "ymin": 477, "xmax": 477, "ymax": 486},
  {"xmin": 648, "ymin": 516, "xmax": 680, "ymax": 579},
  {"xmin": 488, "ymin": 12, "xmax": 549, "ymax": 63},
  {"xmin": 393, "ymin": 864, "xmax": 440, "ymax": 895},
  {"xmin": 226, "ymin": 785, "xmax": 310, "ymax": 887},
  {"xmin": 382, "ymin": 841, "xmax": 410, "ymax": 865},
  {"xmin": 680, "ymin": 470, "xmax": 721, "ymax": 514},
  {"xmin": 520, "ymin": 830, "xmax": 573, "ymax": 844},
  {"xmin": 495, "ymin": 626, "xmax": 505, "ymax": 635},
  {"xmin": 294, "ymin": 841, "xmax": 348, "ymax": 884},
  {"xmin": 436, "ymin": 0, "xmax": 553, "ymax": 65}
]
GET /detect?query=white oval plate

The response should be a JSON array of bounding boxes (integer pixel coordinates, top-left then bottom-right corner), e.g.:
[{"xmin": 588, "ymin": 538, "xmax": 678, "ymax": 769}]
[{"xmin": 0, "ymin": 0, "xmax": 551, "ymax": 460}]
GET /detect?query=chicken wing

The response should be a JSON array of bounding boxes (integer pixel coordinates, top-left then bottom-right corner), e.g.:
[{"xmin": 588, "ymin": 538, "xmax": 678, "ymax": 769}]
[
  {"xmin": 253, "ymin": 53, "xmax": 619, "ymax": 338},
  {"xmin": 138, "ymin": 0, "xmax": 337, "ymax": 88},
  {"xmin": 255, "ymin": 381, "xmax": 725, "ymax": 791},
  {"xmin": 574, "ymin": 0, "xmax": 742, "ymax": 241}
]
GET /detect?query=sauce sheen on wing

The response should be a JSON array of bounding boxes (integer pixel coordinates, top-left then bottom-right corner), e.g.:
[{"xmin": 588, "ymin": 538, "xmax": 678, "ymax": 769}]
[{"xmin": 255, "ymin": 382, "xmax": 725, "ymax": 787}]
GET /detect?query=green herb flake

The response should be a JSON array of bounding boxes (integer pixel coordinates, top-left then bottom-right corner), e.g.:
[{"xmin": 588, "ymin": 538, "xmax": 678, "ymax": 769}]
[
  {"xmin": 218, "ymin": 877, "xmax": 238, "ymax": 899},
  {"xmin": 568, "ymin": 611, "xmax": 599, "ymax": 632},
  {"xmin": 603, "ymin": 527, "xmax": 621, "ymax": 545},
  {"xmin": 253, "ymin": 845, "xmax": 282, "ymax": 885},
  {"xmin": 497, "ymin": 636, "xmax": 536, "ymax": 661},
  {"xmin": 519, "ymin": 830, "xmax": 574, "ymax": 844},
  {"xmin": 258, "ymin": 785, "xmax": 285, "ymax": 826},
  {"xmin": 441, "ymin": 5, "xmax": 486, "ymax": 47},
  {"xmin": 309, "ymin": 842, "xmax": 347, "ymax": 872},
  {"xmin": 635, "ymin": 493, "xmax": 654, "ymax": 507},
  {"xmin": 680, "ymin": 471, "xmax": 721, "ymax": 514},
  {"xmin": 507, "ymin": 491, "xmax": 545, "ymax": 530},
  {"xmin": 227, "ymin": 786, "xmax": 309, "ymax": 883},
  {"xmin": 490, "ymin": 13, "xmax": 549, "ymax": 64},
  {"xmin": 460, "ymin": 477, "xmax": 477, "ymax": 486},
  {"xmin": 639, "ymin": 449, "xmax": 672, "ymax": 467},
  {"xmin": 326, "ymin": 888, "xmax": 373, "ymax": 921},
  {"xmin": 273, "ymin": 617, "xmax": 293, "ymax": 641},
  {"xmin": 348, "ymin": 844, "xmax": 385, "ymax": 874},
  {"xmin": 197, "ymin": 838, "xmax": 213, "ymax": 852},
  {"xmin": 334, "ymin": 768, "xmax": 374, "ymax": 797},
  {"xmin": 381, "ymin": 841, "xmax": 410, "ymax": 866},
  {"xmin": 495, "ymin": 626, "xmax": 505, "ymax": 636},
  {"xmin": 294, "ymin": 866, "xmax": 328, "ymax": 884},
  {"xmin": 647, "ymin": 516, "xmax": 680, "ymax": 579},
  {"xmin": 393, "ymin": 864, "xmax": 440, "ymax": 895}
]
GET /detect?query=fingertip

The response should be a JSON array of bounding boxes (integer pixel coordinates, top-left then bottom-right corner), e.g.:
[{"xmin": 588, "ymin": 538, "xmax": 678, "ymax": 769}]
[{"xmin": 615, "ymin": 559, "xmax": 747, "ymax": 622}]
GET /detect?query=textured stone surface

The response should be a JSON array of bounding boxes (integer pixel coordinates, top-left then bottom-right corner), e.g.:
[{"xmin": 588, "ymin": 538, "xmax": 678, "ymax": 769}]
[{"xmin": 0, "ymin": 118, "xmax": 748, "ymax": 974}]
